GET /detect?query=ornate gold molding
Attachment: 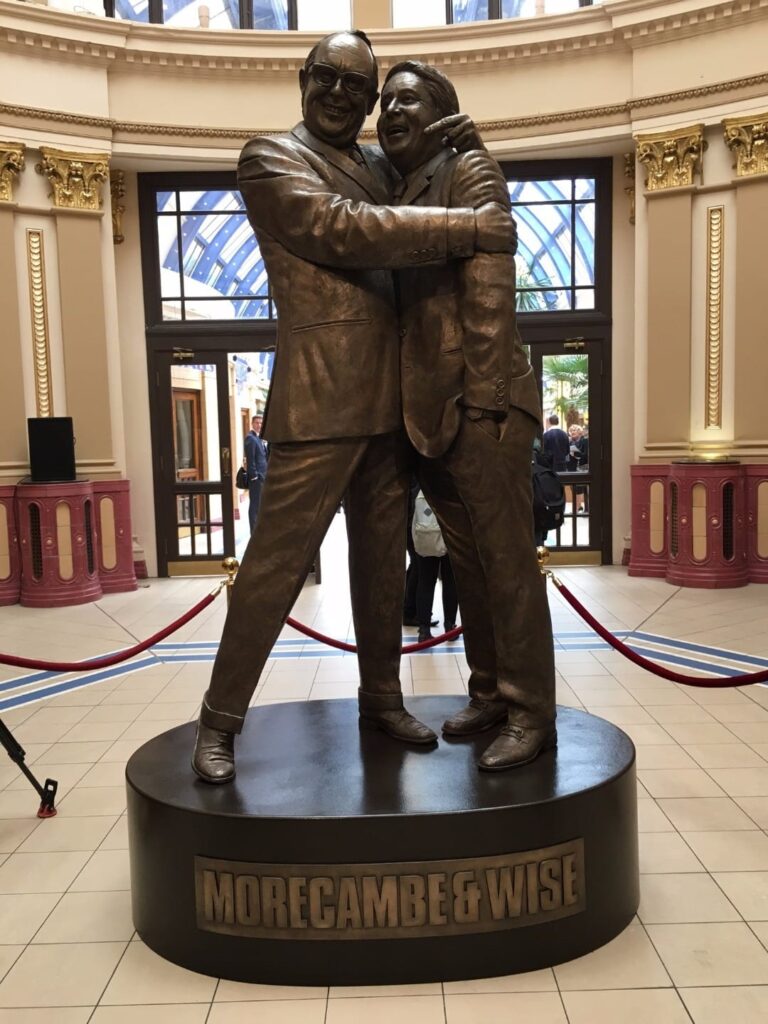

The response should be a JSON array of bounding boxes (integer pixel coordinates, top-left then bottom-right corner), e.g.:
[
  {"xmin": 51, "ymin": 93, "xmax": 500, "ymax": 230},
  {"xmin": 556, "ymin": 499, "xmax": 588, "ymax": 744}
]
[
  {"xmin": 26, "ymin": 229, "xmax": 53, "ymax": 418},
  {"xmin": 623, "ymin": 152, "xmax": 636, "ymax": 225},
  {"xmin": 723, "ymin": 112, "xmax": 768, "ymax": 177},
  {"xmin": 0, "ymin": 141, "xmax": 25, "ymax": 203},
  {"xmin": 35, "ymin": 147, "xmax": 109, "ymax": 211},
  {"xmin": 635, "ymin": 125, "xmax": 705, "ymax": 192},
  {"xmin": 111, "ymin": 170, "xmax": 126, "ymax": 244},
  {"xmin": 705, "ymin": 206, "xmax": 724, "ymax": 430}
]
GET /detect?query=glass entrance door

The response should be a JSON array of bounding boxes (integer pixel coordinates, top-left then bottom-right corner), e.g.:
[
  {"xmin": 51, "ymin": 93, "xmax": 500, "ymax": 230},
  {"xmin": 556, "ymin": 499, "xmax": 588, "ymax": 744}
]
[
  {"xmin": 153, "ymin": 350, "xmax": 235, "ymax": 575},
  {"xmin": 528, "ymin": 340, "xmax": 607, "ymax": 562}
]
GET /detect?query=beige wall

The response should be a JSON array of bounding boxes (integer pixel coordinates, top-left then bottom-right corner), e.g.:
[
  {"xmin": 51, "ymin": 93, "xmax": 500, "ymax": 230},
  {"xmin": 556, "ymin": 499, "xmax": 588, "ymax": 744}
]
[{"xmin": 1, "ymin": 0, "xmax": 768, "ymax": 570}]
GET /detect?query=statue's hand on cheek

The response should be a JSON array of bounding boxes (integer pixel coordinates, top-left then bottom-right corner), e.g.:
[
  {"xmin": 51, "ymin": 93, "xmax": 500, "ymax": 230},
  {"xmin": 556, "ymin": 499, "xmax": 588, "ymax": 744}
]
[{"xmin": 425, "ymin": 114, "xmax": 485, "ymax": 153}]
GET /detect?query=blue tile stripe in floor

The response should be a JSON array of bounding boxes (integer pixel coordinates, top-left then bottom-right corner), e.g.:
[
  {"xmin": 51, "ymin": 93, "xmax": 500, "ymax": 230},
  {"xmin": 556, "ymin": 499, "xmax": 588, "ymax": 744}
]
[{"xmin": 0, "ymin": 630, "xmax": 766, "ymax": 714}]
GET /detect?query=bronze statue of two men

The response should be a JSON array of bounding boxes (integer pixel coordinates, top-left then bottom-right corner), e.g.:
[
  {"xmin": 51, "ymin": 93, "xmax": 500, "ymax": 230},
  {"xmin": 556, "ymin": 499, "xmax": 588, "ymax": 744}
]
[{"xmin": 192, "ymin": 30, "xmax": 556, "ymax": 784}]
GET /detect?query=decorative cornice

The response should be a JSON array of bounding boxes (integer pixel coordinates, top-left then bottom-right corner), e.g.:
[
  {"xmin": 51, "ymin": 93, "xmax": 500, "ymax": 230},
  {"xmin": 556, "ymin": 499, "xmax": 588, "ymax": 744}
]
[
  {"xmin": 26, "ymin": 229, "xmax": 53, "ymax": 418},
  {"xmin": 35, "ymin": 147, "xmax": 109, "ymax": 211},
  {"xmin": 0, "ymin": 140, "xmax": 25, "ymax": 202},
  {"xmin": 1, "ymin": 72, "xmax": 768, "ymax": 146},
  {"xmin": 623, "ymin": 152, "xmax": 636, "ymax": 225},
  {"xmin": 110, "ymin": 169, "xmax": 126, "ymax": 244},
  {"xmin": 705, "ymin": 206, "xmax": 724, "ymax": 430},
  {"xmin": 635, "ymin": 124, "xmax": 705, "ymax": 192},
  {"xmin": 723, "ymin": 111, "xmax": 768, "ymax": 177}
]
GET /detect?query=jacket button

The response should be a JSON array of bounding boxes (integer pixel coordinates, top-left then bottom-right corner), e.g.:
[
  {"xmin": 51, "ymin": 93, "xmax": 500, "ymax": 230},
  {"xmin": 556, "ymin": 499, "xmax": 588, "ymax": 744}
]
[
  {"xmin": 495, "ymin": 396, "xmax": 505, "ymax": 405},
  {"xmin": 399, "ymin": 328, "xmax": 407, "ymax": 337}
]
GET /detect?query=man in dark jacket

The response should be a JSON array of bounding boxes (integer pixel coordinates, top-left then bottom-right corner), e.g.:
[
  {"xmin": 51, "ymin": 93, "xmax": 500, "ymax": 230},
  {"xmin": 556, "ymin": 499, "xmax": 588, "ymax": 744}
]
[{"xmin": 244, "ymin": 415, "xmax": 268, "ymax": 532}]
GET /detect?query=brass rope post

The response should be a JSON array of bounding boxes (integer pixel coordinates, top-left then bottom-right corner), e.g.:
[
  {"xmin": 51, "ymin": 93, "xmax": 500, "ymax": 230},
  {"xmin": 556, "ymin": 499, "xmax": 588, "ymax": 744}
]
[{"xmin": 222, "ymin": 556, "xmax": 239, "ymax": 607}]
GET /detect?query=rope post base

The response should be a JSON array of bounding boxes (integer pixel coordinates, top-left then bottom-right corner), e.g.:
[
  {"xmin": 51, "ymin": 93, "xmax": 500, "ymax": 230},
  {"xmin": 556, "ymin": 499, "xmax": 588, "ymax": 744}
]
[{"xmin": 0, "ymin": 718, "xmax": 58, "ymax": 819}]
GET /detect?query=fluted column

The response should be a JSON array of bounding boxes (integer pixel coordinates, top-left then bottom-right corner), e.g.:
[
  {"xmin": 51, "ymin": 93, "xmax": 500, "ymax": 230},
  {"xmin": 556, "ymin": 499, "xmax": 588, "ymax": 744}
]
[
  {"xmin": 635, "ymin": 125, "xmax": 704, "ymax": 453},
  {"xmin": 0, "ymin": 142, "xmax": 28, "ymax": 470},
  {"xmin": 36, "ymin": 147, "xmax": 114, "ymax": 468},
  {"xmin": 723, "ymin": 113, "xmax": 768, "ymax": 448}
]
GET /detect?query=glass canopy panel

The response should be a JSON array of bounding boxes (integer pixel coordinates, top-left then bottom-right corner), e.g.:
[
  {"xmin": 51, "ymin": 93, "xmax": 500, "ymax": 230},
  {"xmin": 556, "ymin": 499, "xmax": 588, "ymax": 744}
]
[
  {"xmin": 157, "ymin": 190, "xmax": 273, "ymax": 322},
  {"xmin": 451, "ymin": 0, "xmax": 490, "ymax": 22},
  {"xmin": 392, "ymin": 0, "xmax": 446, "ymax": 28},
  {"xmin": 112, "ymin": 0, "xmax": 149, "ymax": 18},
  {"xmin": 502, "ymin": 0, "xmax": 537, "ymax": 16},
  {"xmin": 162, "ymin": 0, "xmax": 239, "ymax": 29},
  {"xmin": 545, "ymin": 0, "xmax": 583, "ymax": 13},
  {"xmin": 253, "ymin": 0, "xmax": 289, "ymax": 29},
  {"xmin": 296, "ymin": 0, "xmax": 351, "ymax": 30}
]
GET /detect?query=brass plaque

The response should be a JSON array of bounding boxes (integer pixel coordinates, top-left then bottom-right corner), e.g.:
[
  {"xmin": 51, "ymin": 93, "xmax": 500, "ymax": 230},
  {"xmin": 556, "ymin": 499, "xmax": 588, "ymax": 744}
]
[{"xmin": 195, "ymin": 838, "xmax": 585, "ymax": 940}]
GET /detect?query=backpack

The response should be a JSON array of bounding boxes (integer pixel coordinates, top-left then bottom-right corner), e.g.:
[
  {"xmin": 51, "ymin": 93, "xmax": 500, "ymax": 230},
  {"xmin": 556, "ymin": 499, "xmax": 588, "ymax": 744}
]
[
  {"xmin": 531, "ymin": 459, "xmax": 565, "ymax": 534},
  {"xmin": 412, "ymin": 491, "xmax": 447, "ymax": 558}
]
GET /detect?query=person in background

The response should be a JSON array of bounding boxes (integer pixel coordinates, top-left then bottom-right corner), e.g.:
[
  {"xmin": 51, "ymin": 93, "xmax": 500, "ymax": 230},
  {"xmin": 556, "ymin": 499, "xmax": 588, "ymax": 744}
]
[
  {"xmin": 244, "ymin": 414, "xmax": 268, "ymax": 532},
  {"xmin": 542, "ymin": 413, "xmax": 569, "ymax": 472}
]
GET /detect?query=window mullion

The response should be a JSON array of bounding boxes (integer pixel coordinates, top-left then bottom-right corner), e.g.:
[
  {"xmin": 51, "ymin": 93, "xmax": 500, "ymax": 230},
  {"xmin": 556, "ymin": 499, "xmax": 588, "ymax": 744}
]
[{"xmin": 148, "ymin": 0, "xmax": 163, "ymax": 24}]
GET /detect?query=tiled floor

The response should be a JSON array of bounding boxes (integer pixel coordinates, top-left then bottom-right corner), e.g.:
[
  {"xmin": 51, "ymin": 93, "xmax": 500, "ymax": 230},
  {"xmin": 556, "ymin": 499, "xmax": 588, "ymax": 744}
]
[{"xmin": 1, "ymin": 522, "xmax": 768, "ymax": 1022}]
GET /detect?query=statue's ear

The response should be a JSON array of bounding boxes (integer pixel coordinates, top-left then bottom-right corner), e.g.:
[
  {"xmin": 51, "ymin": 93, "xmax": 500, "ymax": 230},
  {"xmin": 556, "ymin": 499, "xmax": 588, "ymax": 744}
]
[{"xmin": 367, "ymin": 90, "xmax": 380, "ymax": 116}]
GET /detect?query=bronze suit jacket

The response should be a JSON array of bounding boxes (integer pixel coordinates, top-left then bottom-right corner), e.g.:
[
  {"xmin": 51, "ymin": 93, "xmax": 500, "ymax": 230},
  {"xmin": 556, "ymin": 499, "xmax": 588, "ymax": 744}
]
[
  {"xmin": 396, "ymin": 148, "xmax": 541, "ymax": 458},
  {"xmin": 237, "ymin": 125, "xmax": 479, "ymax": 444}
]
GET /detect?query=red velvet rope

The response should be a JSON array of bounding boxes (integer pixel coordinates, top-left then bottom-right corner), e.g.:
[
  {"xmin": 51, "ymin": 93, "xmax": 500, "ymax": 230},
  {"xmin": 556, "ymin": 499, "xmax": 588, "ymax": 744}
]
[
  {"xmin": 285, "ymin": 617, "xmax": 464, "ymax": 653},
  {"xmin": 0, "ymin": 591, "xmax": 217, "ymax": 672},
  {"xmin": 551, "ymin": 578, "xmax": 768, "ymax": 688}
]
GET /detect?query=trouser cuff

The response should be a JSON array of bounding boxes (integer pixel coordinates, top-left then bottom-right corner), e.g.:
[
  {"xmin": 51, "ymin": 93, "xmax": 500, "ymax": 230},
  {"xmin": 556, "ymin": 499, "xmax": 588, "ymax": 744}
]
[
  {"xmin": 200, "ymin": 692, "xmax": 245, "ymax": 734},
  {"xmin": 507, "ymin": 706, "xmax": 557, "ymax": 730},
  {"xmin": 357, "ymin": 688, "xmax": 404, "ymax": 712}
]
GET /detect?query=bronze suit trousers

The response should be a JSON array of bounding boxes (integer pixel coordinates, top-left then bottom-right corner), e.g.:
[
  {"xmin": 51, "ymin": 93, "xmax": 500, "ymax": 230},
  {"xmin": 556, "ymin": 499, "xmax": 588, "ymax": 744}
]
[
  {"xmin": 417, "ymin": 409, "xmax": 556, "ymax": 728},
  {"xmin": 202, "ymin": 431, "xmax": 411, "ymax": 733}
]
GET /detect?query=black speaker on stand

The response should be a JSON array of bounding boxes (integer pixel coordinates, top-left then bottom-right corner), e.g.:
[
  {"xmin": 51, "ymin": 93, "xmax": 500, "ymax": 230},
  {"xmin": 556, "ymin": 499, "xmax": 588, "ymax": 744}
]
[{"xmin": 27, "ymin": 417, "xmax": 77, "ymax": 483}]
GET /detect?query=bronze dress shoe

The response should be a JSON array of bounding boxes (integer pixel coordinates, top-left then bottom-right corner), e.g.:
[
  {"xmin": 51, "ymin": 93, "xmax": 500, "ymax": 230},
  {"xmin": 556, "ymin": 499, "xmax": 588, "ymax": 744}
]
[
  {"xmin": 359, "ymin": 708, "xmax": 438, "ymax": 744},
  {"xmin": 192, "ymin": 722, "xmax": 236, "ymax": 784},
  {"xmin": 442, "ymin": 698, "xmax": 507, "ymax": 736},
  {"xmin": 357, "ymin": 688, "xmax": 437, "ymax": 745},
  {"xmin": 478, "ymin": 723, "xmax": 557, "ymax": 772}
]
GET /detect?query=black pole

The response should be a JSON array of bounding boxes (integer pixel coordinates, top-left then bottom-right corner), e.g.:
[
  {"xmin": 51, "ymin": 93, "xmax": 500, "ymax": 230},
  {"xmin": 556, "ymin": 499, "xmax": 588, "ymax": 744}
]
[{"xmin": 0, "ymin": 718, "xmax": 58, "ymax": 818}]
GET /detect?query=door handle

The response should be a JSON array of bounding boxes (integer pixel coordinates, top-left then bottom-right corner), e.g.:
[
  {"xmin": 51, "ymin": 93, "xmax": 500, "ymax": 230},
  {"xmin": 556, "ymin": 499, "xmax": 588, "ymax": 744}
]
[{"xmin": 221, "ymin": 447, "xmax": 231, "ymax": 475}]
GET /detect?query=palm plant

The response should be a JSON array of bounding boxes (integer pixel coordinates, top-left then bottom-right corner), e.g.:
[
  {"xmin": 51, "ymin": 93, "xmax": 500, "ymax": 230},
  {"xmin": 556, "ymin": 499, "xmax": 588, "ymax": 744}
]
[{"xmin": 542, "ymin": 354, "xmax": 589, "ymax": 420}]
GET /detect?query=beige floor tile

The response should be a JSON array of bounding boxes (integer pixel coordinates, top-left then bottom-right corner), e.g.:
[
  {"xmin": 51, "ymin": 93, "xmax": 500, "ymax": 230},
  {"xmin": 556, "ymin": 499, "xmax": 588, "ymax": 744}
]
[
  {"xmin": 712, "ymin": 872, "xmax": 768, "ymax": 920},
  {"xmin": 735, "ymin": 796, "xmax": 768, "ymax": 828},
  {"xmin": 62, "ymin": 723, "xmax": 128, "ymax": 743},
  {"xmin": 77, "ymin": 763, "xmax": 128, "ymax": 788},
  {"xmin": 582, "ymin": 691, "xmax": 639, "ymax": 707},
  {"xmin": 18, "ymin": 816, "xmax": 117, "ymax": 854},
  {"xmin": 101, "ymin": 942, "xmax": 216, "ymax": 1005},
  {"xmin": 633, "ymin": 690, "xmax": 695, "ymax": 707},
  {"xmin": 635, "ymin": 746, "xmax": 700, "ymax": 770},
  {"xmin": 35, "ymin": 742, "xmax": 112, "ymax": 764},
  {"xmin": 0, "ymin": 792, "xmax": 63, "ymax": 821},
  {"xmin": 637, "ymin": 770, "xmax": 726, "ymax": 799},
  {"xmin": 3, "ymin": 765, "xmax": 90, "ymax": 800},
  {"xmin": 681, "ymin": 830, "xmax": 768, "ymax": 871},
  {"xmin": 69, "ymin": 850, "xmax": 130, "ymax": 892},
  {"xmin": 637, "ymin": 800, "xmax": 675, "ymax": 832},
  {"xmin": 586, "ymin": 706, "xmax": 655, "ymax": 725},
  {"xmin": 57, "ymin": 788, "xmax": 127, "ymax": 817},
  {"xmin": 0, "ymin": 822, "xmax": 39, "ymax": 855},
  {"xmin": 638, "ymin": 872, "xmax": 739, "ymax": 923},
  {"xmin": 750, "ymin": 920, "xmax": 768, "ymax": 946},
  {"xmin": 100, "ymin": 739, "xmax": 148, "ymax": 762},
  {"xmin": 660, "ymin": 723, "xmax": 739, "ymax": 744},
  {"xmin": 443, "ymin": 969, "xmax": 556, "ymax": 994},
  {"xmin": 208, "ymin": 1002, "xmax": 327, "ymax": 1024},
  {"xmin": 728, "ymin": 723, "xmax": 768, "ymax": 743},
  {"xmin": 215, "ymin": 980, "xmax": 327, "ymax": 1001},
  {"xmin": 0, "ymin": 1010, "xmax": 93, "ymax": 1023},
  {"xmin": 708, "ymin": 767, "xmax": 768, "ymax": 796},
  {"xmin": 553, "ymin": 920, "xmax": 670, "ymax": 990},
  {"xmin": 562, "ymin": 989, "xmax": 691, "ymax": 1024},
  {"xmin": 99, "ymin": 817, "xmax": 129, "ymax": 851},
  {"xmin": 639, "ymin": 833, "xmax": 704, "ymax": 873},
  {"xmin": 683, "ymin": 743, "xmax": 767, "ymax": 768},
  {"xmin": 81, "ymin": 707, "xmax": 143, "ymax": 725},
  {"xmin": 0, "ymin": 852, "xmax": 90, "ymax": 894},
  {"xmin": 0, "ymin": 895, "xmax": 59, "ymax": 944},
  {"xmin": 658, "ymin": 797, "xmax": 757, "ymax": 831},
  {"xmin": 329, "ymin": 983, "xmax": 440, "ymax": 998},
  {"xmin": 680, "ymin": 986, "xmax": 768, "ymax": 1024},
  {"xmin": 647, "ymin": 922, "xmax": 768, "ymax": 985},
  {"xmin": 324, "ymin": 995, "xmax": 445, "ymax": 1024},
  {"xmin": 619, "ymin": 723, "xmax": 675, "ymax": 745},
  {"xmin": 12, "ymin": 723, "xmax": 76, "ymax": 746},
  {"xmin": 708, "ymin": 704, "xmax": 768, "ymax": 724},
  {"xmin": 0, "ymin": 942, "xmax": 126, "ymax": 1007},
  {"xmin": 0, "ymin": 947, "xmax": 23, "ymax": 984},
  {"xmin": 33, "ymin": 890, "xmax": 134, "ymax": 942},
  {"xmin": 445, "ymin": 991, "xmax": 567, "ymax": 1023},
  {"xmin": 90, "ymin": 1008, "xmax": 210, "ymax": 1023},
  {"xmin": 648, "ymin": 706, "xmax": 716, "ymax": 724}
]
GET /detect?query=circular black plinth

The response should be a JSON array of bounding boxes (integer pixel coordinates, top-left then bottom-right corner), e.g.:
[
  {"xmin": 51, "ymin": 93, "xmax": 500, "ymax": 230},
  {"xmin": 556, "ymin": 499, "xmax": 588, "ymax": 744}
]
[{"xmin": 126, "ymin": 697, "xmax": 638, "ymax": 985}]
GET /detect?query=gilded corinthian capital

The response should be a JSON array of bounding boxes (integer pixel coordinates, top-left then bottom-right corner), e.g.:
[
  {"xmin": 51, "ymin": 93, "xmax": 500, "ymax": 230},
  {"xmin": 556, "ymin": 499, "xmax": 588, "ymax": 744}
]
[
  {"xmin": 35, "ymin": 147, "xmax": 109, "ymax": 211},
  {"xmin": 723, "ymin": 113, "xmax": 768, "ymax": 177},
  {"xmin": 0, "ymin": 142, "xmax": 26, "ymax": 203},
  {"xmin": 635, "ymin": 125, "xmax": 705, "ymax": 192}
]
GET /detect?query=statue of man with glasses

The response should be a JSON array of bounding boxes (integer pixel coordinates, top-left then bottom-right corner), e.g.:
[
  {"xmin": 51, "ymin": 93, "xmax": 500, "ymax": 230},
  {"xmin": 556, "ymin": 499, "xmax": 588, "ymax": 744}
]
[{"xmin": 192, "ymin": 30, "xmax": 518, "ymax": 783}]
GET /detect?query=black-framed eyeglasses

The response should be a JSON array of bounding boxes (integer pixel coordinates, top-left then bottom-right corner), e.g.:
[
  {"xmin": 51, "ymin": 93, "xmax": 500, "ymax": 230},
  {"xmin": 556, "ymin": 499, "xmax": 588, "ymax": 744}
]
[{"xmin": 308, "ymin": 63, "xmax": 371, "ymax": 96}]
